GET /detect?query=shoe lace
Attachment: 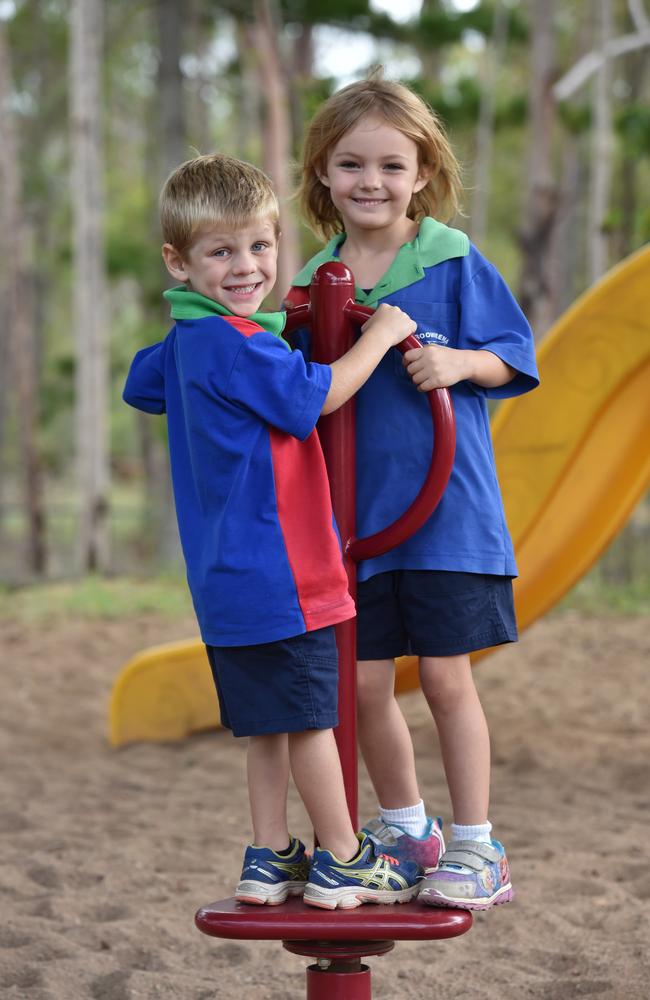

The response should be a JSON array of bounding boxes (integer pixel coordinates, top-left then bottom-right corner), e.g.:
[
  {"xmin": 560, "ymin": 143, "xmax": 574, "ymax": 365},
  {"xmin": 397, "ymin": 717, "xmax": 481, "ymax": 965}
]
[{"xmin": 378, "ymin": 852, "xmax": 399, "ymax": 865}]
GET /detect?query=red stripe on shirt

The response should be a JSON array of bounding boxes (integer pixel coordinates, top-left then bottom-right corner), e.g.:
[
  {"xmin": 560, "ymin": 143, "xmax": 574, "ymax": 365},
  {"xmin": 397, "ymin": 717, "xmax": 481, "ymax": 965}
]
[
  {"xmin": 224, "ymin": 316, "xmax": 265, "ymax": 338},
  {"xmin": 269, "ymin": 427, "xmax": 355, "ymax": 632}
]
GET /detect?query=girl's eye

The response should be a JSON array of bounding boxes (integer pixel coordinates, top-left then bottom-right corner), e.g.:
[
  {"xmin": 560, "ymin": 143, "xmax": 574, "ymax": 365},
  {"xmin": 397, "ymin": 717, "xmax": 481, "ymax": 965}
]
[
  {"xmin": 384, "ymin": 162, "xmax": 405, "ymax": 171},
  {"xmin": 338, "ymin": 160, "xmax": 360, "ymax": 169}
]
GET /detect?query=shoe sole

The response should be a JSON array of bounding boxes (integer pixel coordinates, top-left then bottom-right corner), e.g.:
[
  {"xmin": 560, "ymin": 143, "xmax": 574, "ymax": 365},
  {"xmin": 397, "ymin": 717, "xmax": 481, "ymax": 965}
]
[
  {"xmin": 303, "ymin": 885, "xmax": 420, "ymax": 910},
  {"xmin": 235, "ymin": 880, "xmax": 307, "ymax": 906},
  {"xmin": 419, "ymin": 883, "xmax": 514, "ymax": 911}
]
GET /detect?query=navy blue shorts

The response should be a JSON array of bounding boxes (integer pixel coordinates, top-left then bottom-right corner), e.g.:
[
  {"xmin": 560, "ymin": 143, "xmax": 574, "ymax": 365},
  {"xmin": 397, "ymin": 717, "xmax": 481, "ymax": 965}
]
[
  {"xmin": 356, "ymin": 570, "xmax": 518, "ymax": 660},
  {"xmin": 205, "ymin": 626, "xmax": 339, "ymax": 737}
]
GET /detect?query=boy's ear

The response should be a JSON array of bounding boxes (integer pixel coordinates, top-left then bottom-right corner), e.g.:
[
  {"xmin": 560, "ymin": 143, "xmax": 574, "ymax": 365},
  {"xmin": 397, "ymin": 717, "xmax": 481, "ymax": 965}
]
[{"xmin": 162, "ymin": 243, "xmax": 188, "ymax": 282}]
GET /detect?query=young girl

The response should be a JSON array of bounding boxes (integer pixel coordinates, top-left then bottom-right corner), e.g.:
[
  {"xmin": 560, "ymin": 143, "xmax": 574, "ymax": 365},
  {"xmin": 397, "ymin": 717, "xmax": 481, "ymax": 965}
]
[{"xmin": 287, "ymin": 72, "xmax": 539, "ymax": 911}]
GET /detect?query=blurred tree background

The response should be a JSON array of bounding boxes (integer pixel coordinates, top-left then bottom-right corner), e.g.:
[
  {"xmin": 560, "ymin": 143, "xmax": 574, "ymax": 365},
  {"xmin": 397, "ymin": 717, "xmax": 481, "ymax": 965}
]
[{"xmin": 0, "ymin": 0, "xmax": 648, "ymax": 596}]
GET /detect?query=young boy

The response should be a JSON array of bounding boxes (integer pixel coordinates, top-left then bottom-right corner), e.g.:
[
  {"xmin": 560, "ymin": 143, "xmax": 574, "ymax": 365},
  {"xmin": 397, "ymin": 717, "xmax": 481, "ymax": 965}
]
[{"xmin": 123, "ymin": 153, "xmax": 421, "ymax": 910}]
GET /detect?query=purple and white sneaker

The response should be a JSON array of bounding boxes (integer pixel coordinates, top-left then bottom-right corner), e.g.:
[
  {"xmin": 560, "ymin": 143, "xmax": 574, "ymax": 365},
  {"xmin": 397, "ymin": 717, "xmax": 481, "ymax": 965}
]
[
  {"xmin": 419, "ymin": 839, "xmax": 513, "ymax": 910},
  {"xmin": 361, "ymin": 816, "xmax": 445, "ymax": 871}
]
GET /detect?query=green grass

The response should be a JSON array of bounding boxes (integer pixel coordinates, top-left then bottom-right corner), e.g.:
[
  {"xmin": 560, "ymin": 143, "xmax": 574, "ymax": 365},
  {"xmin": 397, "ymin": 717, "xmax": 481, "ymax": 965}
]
[
  {"xmin": 556, "ymin": 574, "xmax": 650, "ymax": 616},
  {"xmin": 0, "ymin": 575, "xmax": 194, "ymax": 624}
]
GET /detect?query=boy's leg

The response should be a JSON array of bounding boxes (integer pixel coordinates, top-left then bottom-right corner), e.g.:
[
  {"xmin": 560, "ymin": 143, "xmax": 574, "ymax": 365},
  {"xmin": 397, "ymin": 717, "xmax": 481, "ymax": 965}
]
[
  {"xmin": 236, "ymin": 733, "xmax": 310, "ymax": 905},
  {"xmin": 288, "ymin": 728, "xmax": 358, "ymax": 861},
  {"xmin": 247, "ymin": 732, "xmax": 291, "ymax": 849},
  {"xmin": 293, "ymin": 727, "xmax": 422, "ymax": 911},
  {"xmin": 418, "ymin": 654, "xmax": 490, "ymax": 824},
  {"xmin": 356, "ymin": 658, "xmax": 421, "ymax": 809}
]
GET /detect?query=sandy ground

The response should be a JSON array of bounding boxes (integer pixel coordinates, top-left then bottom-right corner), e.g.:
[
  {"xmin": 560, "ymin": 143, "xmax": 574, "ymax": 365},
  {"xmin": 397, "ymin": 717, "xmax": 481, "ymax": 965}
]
[{"xmin": 0, "ymin": 610, "xmax": 648, "ymax": 1000}]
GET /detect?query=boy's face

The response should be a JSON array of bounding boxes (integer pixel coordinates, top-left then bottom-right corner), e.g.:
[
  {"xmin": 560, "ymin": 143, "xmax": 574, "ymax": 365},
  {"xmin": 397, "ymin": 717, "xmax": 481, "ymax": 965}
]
[{"xmin": 163, "ymin": 218, "xmax": 278, "ymax": 317}]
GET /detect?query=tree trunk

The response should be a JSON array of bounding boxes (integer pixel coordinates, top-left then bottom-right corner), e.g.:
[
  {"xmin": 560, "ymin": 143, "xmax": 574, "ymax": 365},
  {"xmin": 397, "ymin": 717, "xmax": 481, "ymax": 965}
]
[
  {"xmin": 69, "ymin": 0, "xmax": 110, "ymax": 572},
  {"xmin": 248, "ymin": 0, "xmax": 300, "ymax": 303},
  {"xmin": 157, "ymin": 0, "xmax": 187, "ymax": 176},
  {"xmin": 150, "ymin": 0, "xmax": 187, "ymax": 566},
  {"xmin": 0, "ymin": 20, "xmax": 47, "ymax": 574},
  {"xmin": 517, "ymin": 0, "xmax": 558, "ymax": 338},
  {"xmin": 589, "ymin": 0, "xmax": 614, "ymax": 282},
  {"xmin": 470, "ymin": 1, "xmax": 509, "ymax": 247}
]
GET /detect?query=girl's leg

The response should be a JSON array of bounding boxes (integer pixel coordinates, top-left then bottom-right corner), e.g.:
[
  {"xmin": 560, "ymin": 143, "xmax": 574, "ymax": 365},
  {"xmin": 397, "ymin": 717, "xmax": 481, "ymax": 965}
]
[
  {"xmin": 288, "ymin": 728, "xmax": 358, "ymax": 861},
  {"xmin": 246, "ymin": 732, "xmax": 291, "ymax": 850},
  {"xmin": 419, "ymin": 654, "xmax": 490, "ymax": 825},
  {"xmin": 356, "ymin": 658, "xmax": 421, "ymax": 808}
]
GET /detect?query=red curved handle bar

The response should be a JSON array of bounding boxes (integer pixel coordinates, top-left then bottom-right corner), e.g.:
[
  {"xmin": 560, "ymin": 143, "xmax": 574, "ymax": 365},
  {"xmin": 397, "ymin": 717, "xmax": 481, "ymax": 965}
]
[
  {"xmin": 344, "ymin": 304, "xmax": 456, "ymax": 561},
  {"xmin": 284, "ymin": 296, "xmax": 456, "ymax": 563}
]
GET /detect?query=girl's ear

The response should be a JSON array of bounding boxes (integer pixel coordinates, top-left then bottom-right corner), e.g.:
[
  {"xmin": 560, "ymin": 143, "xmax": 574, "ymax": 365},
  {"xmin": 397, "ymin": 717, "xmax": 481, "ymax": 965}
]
[
  {"xmin": 162, "ymin": 243, "xmax": 189, "ymax": 282},
  {"xmin": 316, "ymin": 169, "xmax": 331, "ymax": 188},
  {"xmin": 413, "ymin": 166, "xmax": 432, "ymax": 194}
]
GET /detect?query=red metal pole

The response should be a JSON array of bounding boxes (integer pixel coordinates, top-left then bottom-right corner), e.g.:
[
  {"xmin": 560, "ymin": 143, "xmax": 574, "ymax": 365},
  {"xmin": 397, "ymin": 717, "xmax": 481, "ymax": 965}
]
[{"xmin": 309, "ymin": 262, "xmax": 359, "ymax": 829}]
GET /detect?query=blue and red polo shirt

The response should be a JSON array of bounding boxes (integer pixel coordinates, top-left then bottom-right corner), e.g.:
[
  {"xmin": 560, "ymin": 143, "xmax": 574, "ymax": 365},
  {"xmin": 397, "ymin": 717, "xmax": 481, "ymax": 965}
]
[{"xmin": 123, "ymin": 287, "xmax": 354, "ymax": 646}]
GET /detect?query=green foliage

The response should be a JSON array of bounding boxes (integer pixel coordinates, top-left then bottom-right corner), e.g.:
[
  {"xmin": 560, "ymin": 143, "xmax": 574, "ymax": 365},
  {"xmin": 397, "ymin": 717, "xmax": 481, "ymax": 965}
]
[
  {"xmin": 616, "ymin": 104, "xmax": 650, "ymax": 157},
  {"xmin": 557, "ymin": 101, "xmax": 591, "ymax": 135},
  {"xmin": 558, "ymin": 576, "xmax": 650, "ymax": 616}
]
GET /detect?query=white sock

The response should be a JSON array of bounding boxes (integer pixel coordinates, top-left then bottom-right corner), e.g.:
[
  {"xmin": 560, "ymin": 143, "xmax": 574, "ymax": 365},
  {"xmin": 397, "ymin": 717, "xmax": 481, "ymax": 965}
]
[
  {"xmin": 450, "ymin": 821, "xmax": 492, "ymax": 845},
  {"xmin": 379, "ymin": 800, "xmax": 429, "ymax": 838}
]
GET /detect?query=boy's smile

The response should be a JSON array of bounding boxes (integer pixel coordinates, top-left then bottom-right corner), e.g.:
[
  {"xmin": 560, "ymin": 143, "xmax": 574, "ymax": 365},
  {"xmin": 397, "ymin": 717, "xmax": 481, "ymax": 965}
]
[
  {"xmin": 318, "ymin": 115, "xmax": 429, "ymax": 241},
  {"xmin": 163, "ymin": 219, "xmax": 278, "ymax": 317}
]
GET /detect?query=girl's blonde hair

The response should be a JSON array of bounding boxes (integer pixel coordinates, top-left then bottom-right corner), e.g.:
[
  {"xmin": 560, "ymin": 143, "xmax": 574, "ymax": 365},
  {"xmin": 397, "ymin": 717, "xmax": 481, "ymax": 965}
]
[
  {"xmin": 298, "ymin": 71, "xmax": 463, "ymax": 240},
  {"xmin": 160, "ymin": 153, "xmax": 279, "ymax": 256}
]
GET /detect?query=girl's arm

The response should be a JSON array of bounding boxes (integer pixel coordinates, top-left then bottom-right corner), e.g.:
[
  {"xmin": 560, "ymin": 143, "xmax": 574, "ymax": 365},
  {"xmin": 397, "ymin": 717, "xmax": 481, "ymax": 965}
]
[{"xmin": 402, "ymin": 345, "xmax": 515, "ymax": 393}]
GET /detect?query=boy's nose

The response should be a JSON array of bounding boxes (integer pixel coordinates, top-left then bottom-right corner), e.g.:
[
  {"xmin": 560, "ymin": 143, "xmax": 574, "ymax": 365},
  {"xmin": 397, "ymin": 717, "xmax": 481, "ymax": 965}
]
[{"xmin": 232, "ymin": 253, "xmax": 256, "ymax": 275}]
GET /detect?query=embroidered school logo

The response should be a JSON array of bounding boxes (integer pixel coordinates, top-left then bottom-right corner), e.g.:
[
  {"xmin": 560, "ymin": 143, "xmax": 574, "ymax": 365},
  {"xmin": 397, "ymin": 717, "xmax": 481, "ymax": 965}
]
[{"xmin": 417, "ymin": 330, "xmax": 449, "ymax": 346}]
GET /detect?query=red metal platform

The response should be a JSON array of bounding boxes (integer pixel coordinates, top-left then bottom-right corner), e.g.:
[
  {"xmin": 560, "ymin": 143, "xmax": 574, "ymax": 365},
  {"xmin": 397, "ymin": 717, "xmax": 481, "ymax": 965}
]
[{"xmin": 195, "ymin": 895, "xmax": 472, "ymax": 942}]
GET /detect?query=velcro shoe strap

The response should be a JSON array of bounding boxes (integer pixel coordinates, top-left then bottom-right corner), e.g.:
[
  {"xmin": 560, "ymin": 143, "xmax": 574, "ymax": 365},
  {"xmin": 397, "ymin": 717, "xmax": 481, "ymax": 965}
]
[
  {"xmin": 363, "ymin": 819, "xmax": 398, "ymax": 846},
  {"xmin": 442, "ymin": 840, "xmax": 500, "ymax": 870}
]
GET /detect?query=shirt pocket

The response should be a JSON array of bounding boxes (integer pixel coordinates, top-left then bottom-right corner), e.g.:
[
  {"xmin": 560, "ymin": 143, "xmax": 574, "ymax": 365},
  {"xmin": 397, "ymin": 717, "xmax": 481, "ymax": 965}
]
[{"xmin": 389, "ymin": 300, "xmax": 460, "ymax": 378}]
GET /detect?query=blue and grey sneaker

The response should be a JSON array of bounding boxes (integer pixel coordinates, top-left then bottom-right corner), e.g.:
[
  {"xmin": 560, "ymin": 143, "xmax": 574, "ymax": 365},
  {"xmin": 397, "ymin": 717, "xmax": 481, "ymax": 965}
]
[
  {"xmin": 362, "ymin": 816, "xmax": 445, "ymax": 870},
  {"xmin": 235, "ymin": 837, "xmax": 310, "ymax": 905},
  {"xmin": 303, "ymin": 833, "xmax": 420, "ymax": 910}
]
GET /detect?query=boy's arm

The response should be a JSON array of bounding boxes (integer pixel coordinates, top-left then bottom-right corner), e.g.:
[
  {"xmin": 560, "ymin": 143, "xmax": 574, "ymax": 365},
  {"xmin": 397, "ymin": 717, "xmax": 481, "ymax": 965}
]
[
  {"xmin": 123, "ymin": 341, "xmax": 167, "ymax": 414},
  {"xmin": 322, "ymin": 304, "xmax": 417, "ymax": 413},
  {"xmin": 402, "ymin": 346, "xmax": 515, "ymax": 394}
]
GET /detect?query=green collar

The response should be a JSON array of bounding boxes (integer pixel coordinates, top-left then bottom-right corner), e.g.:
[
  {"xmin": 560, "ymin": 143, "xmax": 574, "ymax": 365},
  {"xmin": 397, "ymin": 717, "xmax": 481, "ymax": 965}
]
[
  {"xmin": 163, "ymin": 286, "xmax": 287, "ymax": 338},
  {"xmin": 292, "ymin": 217, "xmax": 469, "ymax": 304}
]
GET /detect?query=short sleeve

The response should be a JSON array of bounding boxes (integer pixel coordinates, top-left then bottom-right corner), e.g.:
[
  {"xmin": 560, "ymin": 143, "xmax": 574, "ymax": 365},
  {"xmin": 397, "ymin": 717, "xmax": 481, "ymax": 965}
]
[
  {"xmin": 123, "ymin": 340, "xmax": 167, "ymax": 413},
  {"xmin": 458, "ymin": 262, "xmax": 539, "ymax": 399},
  {"xmin": 225, "ymin": 331, "xmax": 331, "ymax": 440}
]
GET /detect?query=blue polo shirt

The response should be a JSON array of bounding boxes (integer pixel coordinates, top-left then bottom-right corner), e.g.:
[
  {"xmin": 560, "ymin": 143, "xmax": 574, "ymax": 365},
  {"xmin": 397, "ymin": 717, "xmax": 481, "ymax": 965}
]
[
  {"xmin": 289, "ymin": 218, "xmax": 539, "ymax": 583},
  {"xmin": 123, "ymin": 288, "xmax": 355, "ymax": 644}
]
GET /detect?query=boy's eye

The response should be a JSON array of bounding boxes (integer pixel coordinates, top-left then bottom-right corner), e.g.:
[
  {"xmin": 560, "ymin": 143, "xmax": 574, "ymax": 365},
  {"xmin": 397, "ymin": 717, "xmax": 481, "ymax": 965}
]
[
  {"xmin": 251, "ymin": 242, "xmax": 268, "ymax": 252},
  {"xmin": 211, "ymin": 248, "xmax": 230, "ymax": 257}
]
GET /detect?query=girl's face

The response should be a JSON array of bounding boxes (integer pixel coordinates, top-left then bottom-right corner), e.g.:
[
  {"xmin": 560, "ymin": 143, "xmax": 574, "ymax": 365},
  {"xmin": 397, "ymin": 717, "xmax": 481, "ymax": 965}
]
[{"xmin": 318, "ymin": 115, "xmax": 429, "ymax": 237}]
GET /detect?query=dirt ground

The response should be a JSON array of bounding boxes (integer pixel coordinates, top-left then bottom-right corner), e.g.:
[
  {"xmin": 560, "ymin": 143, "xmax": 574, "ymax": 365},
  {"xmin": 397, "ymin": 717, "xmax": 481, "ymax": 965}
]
[{"xmin": 0, "ymin": 611, "xmax": 648, "ymax": 1000}]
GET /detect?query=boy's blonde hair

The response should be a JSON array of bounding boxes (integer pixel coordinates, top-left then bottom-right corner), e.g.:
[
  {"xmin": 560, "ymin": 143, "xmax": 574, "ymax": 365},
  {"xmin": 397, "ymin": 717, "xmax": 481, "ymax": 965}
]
[
  {"xmin": 298, "ymin": 71, "xmax": 463, "ymax": 240},
  {"xmin": 160, "ymin": 153, "xmax": 280, "ymax": 255}
]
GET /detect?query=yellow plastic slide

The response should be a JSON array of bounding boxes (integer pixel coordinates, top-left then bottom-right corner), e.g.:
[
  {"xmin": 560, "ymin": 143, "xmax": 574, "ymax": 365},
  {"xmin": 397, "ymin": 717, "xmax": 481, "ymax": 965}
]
[{"xmin": 110, "ymin": 246, "xmax": 650, "ymax": 746}]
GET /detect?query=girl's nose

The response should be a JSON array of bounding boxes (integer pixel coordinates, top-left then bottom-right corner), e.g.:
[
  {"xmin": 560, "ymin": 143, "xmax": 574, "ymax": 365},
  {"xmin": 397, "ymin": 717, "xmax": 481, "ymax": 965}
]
[{"xmin": 360, "ymin": 167, "xmax": 381, "ymax": 189}]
